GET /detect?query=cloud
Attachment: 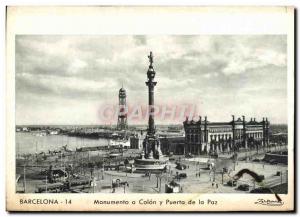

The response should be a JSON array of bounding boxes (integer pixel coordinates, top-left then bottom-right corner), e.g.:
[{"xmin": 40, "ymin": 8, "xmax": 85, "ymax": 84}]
[
  {"xmin": 16, "ymin": 72, "xmax": 119, "ymax": 100},
  {"xmin": 68, "ymin": 58, "xmax": 88, "ymax": 75},
  {"xmin": 15, "ymin": 35, "xmax": 287, "ymax": 124},
  {"xmin": 222, "ymin": 43, "xmax": 286, "ymax": 75}
]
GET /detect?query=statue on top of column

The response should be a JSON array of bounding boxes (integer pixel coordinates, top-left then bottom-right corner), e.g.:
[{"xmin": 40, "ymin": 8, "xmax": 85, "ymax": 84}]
[{"xmin": 148, "ymin": 51, "xmax": 154, "ymax": 66}]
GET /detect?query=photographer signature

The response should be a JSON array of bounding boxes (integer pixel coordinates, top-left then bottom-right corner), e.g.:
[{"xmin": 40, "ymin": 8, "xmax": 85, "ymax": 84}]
[{"xmin": 255, "ymin": 199, "xmax": 284, "ymax": 206}]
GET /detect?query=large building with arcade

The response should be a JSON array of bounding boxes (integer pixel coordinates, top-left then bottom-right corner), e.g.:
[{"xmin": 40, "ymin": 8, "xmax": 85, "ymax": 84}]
[{"xmin": 183, "ymin": 115, "xmax": 270, "ymax": 155}]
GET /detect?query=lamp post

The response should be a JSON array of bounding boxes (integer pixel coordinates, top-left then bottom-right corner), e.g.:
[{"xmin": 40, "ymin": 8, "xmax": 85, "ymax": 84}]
[
  {"xmin": 92, "ymin": 176, "xmax": 95, "ymax": 193},
  {"xmin": 159, "ymin": 176, "xmax": 162, "ymax": 193},
  {"xmin": 213, "ymin": 167, "xmax": 216, "ymax": 182},
  {"xmin": 102, "ymin": 163, "xmax": 104, "ymax": 180},
  {"xmin": 23, "ymin": 164, "xmax": 26, "ymax": 193},
  {"xmin": 221, "ymin": 171, "xmax": 224, "ymax": 184},
  {"xmin": 45, "ymin": 176, "xmax": 48, "ymax": 193}
]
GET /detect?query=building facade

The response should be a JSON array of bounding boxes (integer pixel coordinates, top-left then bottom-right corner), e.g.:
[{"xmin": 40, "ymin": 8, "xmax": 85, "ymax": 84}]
[
  {"xmin": 160, "ymin": 136, "xmax": 185, "ymax": 155},
  {"xmin": 183, "ymin": 115, "xmax": 270, "ymax": 155}
]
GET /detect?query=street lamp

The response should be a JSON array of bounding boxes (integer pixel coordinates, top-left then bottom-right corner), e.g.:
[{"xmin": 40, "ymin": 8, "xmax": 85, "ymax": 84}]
[{"xmin": 156, "ymin": 173, "xmax": 163, "ymax": 192}]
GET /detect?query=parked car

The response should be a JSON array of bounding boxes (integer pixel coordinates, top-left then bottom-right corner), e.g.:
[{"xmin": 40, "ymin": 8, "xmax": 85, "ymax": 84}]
[
  {"xmin": 237, "ymin": 184, "xmax": 250, "ymax": 191},
  {"xmin": 178, "ymin": 173, "xmax": 187, "ymax": 179},
  {"xmin": 227, "ymin": 180, "xmax": 237, "ymax": 187},
  {"xmin": 185, "ymin": 153, "xmax": 193, "ymax": 158},
  {"xmin": 250, "ymin": 187, "xmax": 272, "ymax": 193},
  {"xmin": 175, "ymin": 163, "xmax": 187, "ymax": 170},
  {"xmin": 167, "ymin": 152, "xmax": 174, "ymax": 157}
]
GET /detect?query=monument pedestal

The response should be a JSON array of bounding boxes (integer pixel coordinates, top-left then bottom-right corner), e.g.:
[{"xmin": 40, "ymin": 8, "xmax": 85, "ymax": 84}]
[{"xmin": 134, "ymin": 135, "xmax": 168, "ymax": 170}]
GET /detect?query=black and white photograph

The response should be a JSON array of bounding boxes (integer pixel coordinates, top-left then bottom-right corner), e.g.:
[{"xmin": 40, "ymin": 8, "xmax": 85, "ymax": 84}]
[
  {"xmin": 5, "ymin": 6, "xmax": 294, "ymax": 212},
  {"xmin": 15, "ymin": 35, "xmax": 289, "ymax": 195}
]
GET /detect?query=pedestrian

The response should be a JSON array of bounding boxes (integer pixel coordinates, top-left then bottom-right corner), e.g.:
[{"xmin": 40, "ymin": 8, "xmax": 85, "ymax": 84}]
[
  {"xmin": 196, "ymin": 173, "xmax": 198, "ymax": 178},
  {"xmin": 216, "ymin": 184, "xmax": 219, "ymax": 188},
  {"xmin": 212, "ymin": 182, "xmax": 214, "ymax": 187},
  {"xmin": 198, "ymin": 172, "xmax": 201, "ymax": 178}
]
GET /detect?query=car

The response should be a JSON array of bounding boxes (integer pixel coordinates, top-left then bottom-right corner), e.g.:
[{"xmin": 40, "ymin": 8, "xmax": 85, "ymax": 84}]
[
  {"xmin": 167, "ymin": 152, "xmax": 174, "ymax": 157},
  {"xmin": 175, "ymin": 163, "xmax": 187, "ymax": 170},
  {"xmin": 237, "ymin": 184, "xmax": 250, "ymax": 191},
  {"xmin": 250, "ymin": 187, "xmax": 272, "ymax": 193},
  {"xmin": 169, "ymin": 157, "xmax": 176, "ymax": 161},
  {"xmin": 227, "ymin": 180, "xmax": 237, "ymax": 187},
  {"xmin": 178, "ymin": 173, "xmax": 187, "ymax": 179},
  {"xmin": 185, "ymin": 153, "xmax": 193, "ymax": 158}
]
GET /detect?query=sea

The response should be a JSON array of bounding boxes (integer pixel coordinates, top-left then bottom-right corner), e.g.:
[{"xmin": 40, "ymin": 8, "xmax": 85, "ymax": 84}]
[{"xmin": 16, "ymin": 132, "xmax": 109, "ymax": 155}]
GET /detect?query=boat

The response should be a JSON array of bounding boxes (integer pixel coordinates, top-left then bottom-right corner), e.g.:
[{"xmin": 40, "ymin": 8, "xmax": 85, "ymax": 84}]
[
  {"xmin": 109, "ymin": 151, "xmax": 122, "ymax": 158},
  {"xmin": 49, "ymin": 130, "xmax": 59, "ymax": 135},
  {"xmin": 35, "ymin": 131, "xmax": 47, "ymax": 137},
  {"xmin": 109, "ymin": 139, "xmax": 130, "ymax": 149}
]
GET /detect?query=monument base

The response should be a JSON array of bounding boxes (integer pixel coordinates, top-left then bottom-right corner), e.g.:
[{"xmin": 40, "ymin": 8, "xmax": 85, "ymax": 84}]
[{"xmin": 134, "ymin": 157, "xmax": 169, "ymax": 170}]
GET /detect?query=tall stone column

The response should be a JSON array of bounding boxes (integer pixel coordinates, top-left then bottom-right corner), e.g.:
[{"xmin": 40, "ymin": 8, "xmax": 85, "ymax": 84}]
[
  {"xmin": 143, "ymin": 52, "xmax": 162, "ymax": 159},
  {"xmin": 146, "ymin": 52, "xmax": 157, "ymax": 136}
]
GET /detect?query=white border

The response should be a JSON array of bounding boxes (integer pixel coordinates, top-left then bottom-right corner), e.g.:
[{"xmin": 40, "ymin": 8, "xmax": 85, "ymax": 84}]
[{"xmin": 1, "ymin": 0, "xmax": 299, "ymax": 216}]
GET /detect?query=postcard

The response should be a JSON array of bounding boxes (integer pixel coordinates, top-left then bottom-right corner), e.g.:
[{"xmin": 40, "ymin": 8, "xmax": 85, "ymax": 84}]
[{"xmin": 6, "ymin": 6, "xmax": 294, "ymax": 211}]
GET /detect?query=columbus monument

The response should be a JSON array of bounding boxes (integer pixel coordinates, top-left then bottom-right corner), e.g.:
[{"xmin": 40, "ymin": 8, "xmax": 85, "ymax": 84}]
[{"xmin": 134, "ymin": 52, "xmax": 169, "ymax": 170}]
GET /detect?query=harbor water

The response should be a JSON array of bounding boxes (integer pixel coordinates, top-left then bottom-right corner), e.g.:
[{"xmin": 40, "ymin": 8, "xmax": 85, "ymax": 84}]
[{"xmin": 16, "ymin": 132, "xmax": 110, "ymax": 155}]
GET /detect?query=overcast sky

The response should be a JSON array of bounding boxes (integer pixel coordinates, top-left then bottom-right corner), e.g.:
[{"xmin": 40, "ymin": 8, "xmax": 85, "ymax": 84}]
[{"xmin": 16, "ymin": 35, "xmax": 287, "ymax": 125}]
